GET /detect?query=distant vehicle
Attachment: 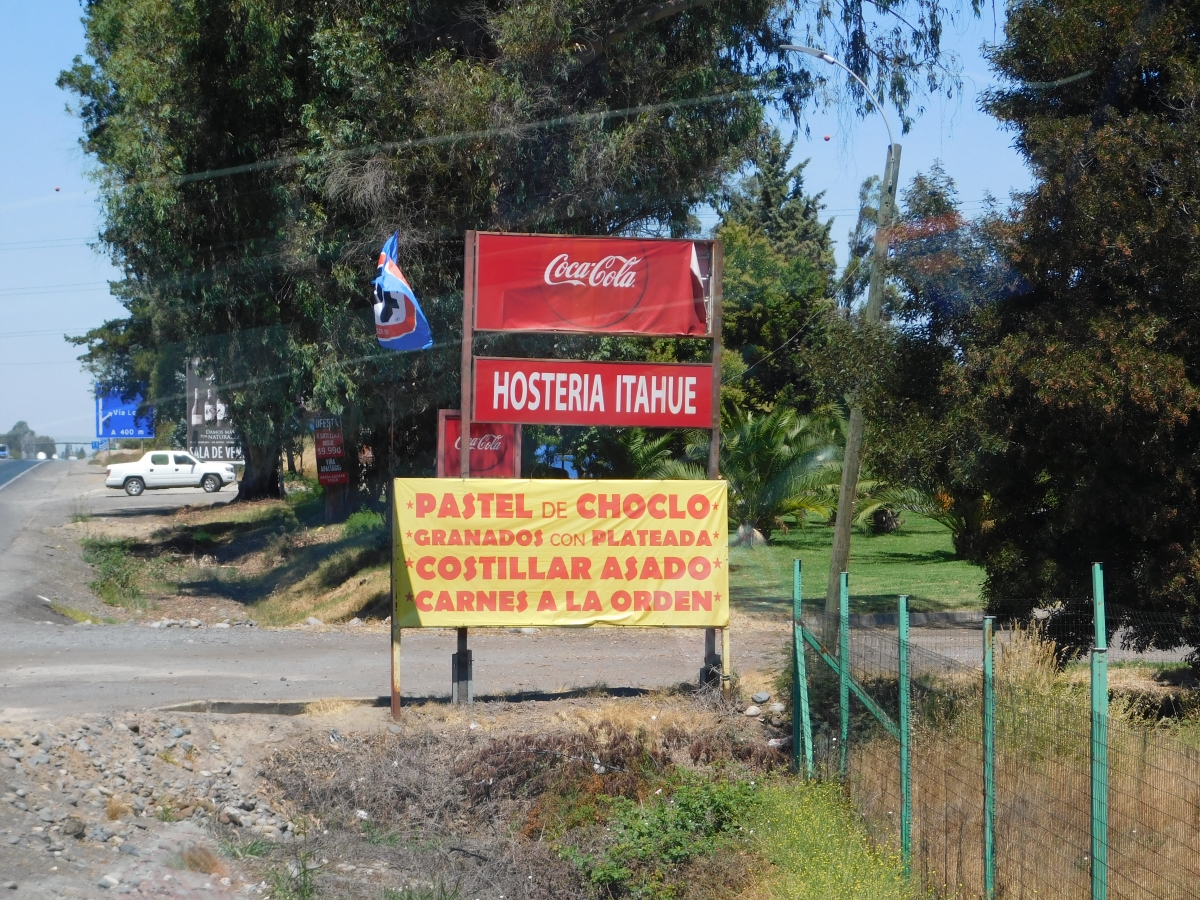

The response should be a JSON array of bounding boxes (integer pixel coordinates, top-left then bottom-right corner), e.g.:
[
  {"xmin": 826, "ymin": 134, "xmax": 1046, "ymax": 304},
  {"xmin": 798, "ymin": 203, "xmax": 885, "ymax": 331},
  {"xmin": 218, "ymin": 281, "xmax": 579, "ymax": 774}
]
[
  {"xmin": 36, "ymin": 452, "xmax": 46, "ymax": 460},
  {"xmin": 0, "ymin": 444, "xmax": 7, "ymax": 459},
  {"xmin": 105, "ymin": 451, "xmax": 237, "ymax": 496}
]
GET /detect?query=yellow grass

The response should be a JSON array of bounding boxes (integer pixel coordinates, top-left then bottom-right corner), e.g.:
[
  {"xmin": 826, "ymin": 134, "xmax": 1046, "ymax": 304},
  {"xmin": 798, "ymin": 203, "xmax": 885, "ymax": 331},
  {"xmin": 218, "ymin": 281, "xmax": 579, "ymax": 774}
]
[
  {"xmin": 301, "ymin": 698, "xmax": 370, "ymax": 717},
  {"xmin": 105, "ymin": 796, "xmax": 133, "ymax": 820},
  {"xmin": 51, "ymin": 602, "xmax": 94, "ymax": 623},
  {"xmin": 748, "ymin": 778, "xmax": 909, "ymax": 900},
  {"xmin": 845, "ymin": 627, "xmax": 1200, "ymax": 899}
]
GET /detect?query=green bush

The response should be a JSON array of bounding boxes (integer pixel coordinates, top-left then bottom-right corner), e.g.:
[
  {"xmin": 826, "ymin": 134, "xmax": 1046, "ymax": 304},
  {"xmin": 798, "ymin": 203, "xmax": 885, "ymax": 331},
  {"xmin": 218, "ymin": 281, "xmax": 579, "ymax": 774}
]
[
  {"xmin": 566, "ymin": 774, "xmax": 758, "ymax": 899},
  {"xmin": 285, "ymin": 478, "xmax": 324, "ymax": 522},
  {"xmin": 79, "ymin": 537, "xmax": 143, "ymax": 608},
  {"xmin": 343, "ymin": 508, "xmax": 385, "ymax": 538}
]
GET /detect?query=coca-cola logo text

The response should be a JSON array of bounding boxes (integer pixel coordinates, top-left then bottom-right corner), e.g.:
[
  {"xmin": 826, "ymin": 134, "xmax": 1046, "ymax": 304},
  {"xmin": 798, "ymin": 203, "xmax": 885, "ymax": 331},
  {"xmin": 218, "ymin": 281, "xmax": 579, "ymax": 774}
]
[
  {"xmin": 544, "ymin": 254, "xmax": 639, "ymax": 289},
  {"xmin": 455, "ymin": 434, "xmax": 506, "ymax": 452}
]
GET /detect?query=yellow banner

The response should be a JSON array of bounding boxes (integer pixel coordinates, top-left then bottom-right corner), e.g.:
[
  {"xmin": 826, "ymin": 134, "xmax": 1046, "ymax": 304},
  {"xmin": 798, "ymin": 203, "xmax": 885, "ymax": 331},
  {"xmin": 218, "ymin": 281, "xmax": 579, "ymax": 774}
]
[{"xmin": 392, "ymin": 478, "xmax": 728, "ymax": 628}]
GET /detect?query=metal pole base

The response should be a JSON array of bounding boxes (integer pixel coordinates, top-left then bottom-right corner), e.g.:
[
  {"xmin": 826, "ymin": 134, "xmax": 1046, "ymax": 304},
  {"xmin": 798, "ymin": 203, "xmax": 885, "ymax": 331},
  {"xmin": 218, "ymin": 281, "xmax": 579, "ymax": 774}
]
[
  {"xmin": 700, "ymin": 627, "xmax": 722, "ymax": 685},
  {"xmin": 451, "ymin": 627, "xmax": 473, "ymax": 705},
  {"xmin": 451, "ymin": 651, "xmax": 473, "ymax": 704}
]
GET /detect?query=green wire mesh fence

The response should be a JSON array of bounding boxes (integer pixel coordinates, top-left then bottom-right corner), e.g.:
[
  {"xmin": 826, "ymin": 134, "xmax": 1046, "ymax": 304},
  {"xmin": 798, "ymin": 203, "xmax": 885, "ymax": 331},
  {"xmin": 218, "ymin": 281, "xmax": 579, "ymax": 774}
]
[{"xmin": 791, "ymin": 562, "xmax": 1200, "ymax": 900}]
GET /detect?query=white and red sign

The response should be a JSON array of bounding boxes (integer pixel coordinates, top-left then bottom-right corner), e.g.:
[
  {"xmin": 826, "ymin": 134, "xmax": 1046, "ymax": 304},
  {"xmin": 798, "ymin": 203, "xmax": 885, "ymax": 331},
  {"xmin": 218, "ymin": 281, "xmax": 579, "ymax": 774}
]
[
  {"xmin": 473, "ymin": 233, "xmax": 709, "ymax": 336},
  {"xmin": 317, "ymin": 456, "xmax": 350, "ymax": 486},
  {"xmin": 437, "ymin": 410, "xmax": 521, "ymax": 478},
  {"xmin": 473, "ymin": 358, "xmax": 713, "ymax": 428},
  {"xmin": 314, "ymin": 427, "xmax": 345, "ymax": 459}
]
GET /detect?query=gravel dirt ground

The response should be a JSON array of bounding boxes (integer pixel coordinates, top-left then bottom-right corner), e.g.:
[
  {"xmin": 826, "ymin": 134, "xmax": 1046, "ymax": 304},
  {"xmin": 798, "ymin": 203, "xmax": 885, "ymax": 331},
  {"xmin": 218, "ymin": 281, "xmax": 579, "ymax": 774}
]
[
  {"xmin": 0, "ymin": 460, "xmax": 792, "ymax": 897},
  {"xmin": 1, "ymin": 688, "xmax": 791, "ymax": 899}
]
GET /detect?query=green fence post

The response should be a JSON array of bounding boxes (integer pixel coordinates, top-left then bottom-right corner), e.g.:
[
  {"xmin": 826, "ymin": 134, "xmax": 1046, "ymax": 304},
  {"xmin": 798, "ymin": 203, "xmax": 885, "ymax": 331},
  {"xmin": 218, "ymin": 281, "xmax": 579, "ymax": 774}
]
[
  {"xmin": 793, "ymin": 559, "xmax": 814, "ymax": 778},
  {"xmin": 839, "ymin": 571, "xmax": 850, "ymax": 781},
  {"xmin": 983, "ymin": 615, "xmax": 996, "ymax": 900},
  {"xmin": 898, "ymin": 594, "xmax": 912, "ymax": 878},
  {"xmin": 792, "ymin": 559, "xmax": 801, "ymax": 774},
  {"xmin": 1091, "ymin": 563, "xmax": 1108, "ymax": 900}
]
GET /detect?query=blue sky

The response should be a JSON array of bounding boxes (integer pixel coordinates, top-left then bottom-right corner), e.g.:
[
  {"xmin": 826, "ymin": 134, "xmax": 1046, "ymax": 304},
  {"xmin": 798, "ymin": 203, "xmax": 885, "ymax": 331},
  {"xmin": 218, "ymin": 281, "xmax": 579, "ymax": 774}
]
[
  {"xmin": 0, "ymin": 2, "xmax": 124, "ymax": 444},
  {"xmin": 0, "ymin": 2, "xmax": 1030, "ymax": 444}
]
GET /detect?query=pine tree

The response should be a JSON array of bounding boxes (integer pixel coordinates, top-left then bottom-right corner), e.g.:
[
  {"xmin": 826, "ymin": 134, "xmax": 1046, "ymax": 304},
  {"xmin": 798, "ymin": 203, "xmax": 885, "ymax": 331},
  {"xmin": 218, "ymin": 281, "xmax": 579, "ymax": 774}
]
[
  {"xmin": 718, "ymin": 129, "xmax": 836, "ymax": 411},
  {"xmin": 963, "ymin": 0, "xmax": 1200, "ymax": 643}
]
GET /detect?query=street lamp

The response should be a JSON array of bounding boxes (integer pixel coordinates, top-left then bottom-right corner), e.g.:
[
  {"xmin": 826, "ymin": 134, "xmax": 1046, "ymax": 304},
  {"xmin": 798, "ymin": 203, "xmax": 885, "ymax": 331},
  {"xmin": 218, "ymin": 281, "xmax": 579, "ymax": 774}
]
[
  {"xmin": 781, "ymin": 45, "xmax": 897, "ymax": 148},
  {"xmin": 783, "ymin": 44, "xmax": 903, "ymax": 626}
]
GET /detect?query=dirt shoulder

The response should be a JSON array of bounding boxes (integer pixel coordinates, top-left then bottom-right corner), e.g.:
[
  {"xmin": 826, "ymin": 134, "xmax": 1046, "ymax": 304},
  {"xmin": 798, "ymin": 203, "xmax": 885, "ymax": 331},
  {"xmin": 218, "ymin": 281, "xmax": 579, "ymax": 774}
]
[
  {"xmin": 1, "ymin": 687, "xmax": 795, "ymax": 900},
  {"xmin": 67, "ymin": 482, "xmax": 393, "ymax": 629}
]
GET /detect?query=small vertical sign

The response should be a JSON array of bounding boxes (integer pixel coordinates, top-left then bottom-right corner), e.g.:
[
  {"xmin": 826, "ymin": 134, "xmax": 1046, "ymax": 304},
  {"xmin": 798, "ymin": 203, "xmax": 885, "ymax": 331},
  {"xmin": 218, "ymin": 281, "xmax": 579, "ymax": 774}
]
[{"xmin": 313, "ymin": 414, "xmax": 350, "ymax": 486}]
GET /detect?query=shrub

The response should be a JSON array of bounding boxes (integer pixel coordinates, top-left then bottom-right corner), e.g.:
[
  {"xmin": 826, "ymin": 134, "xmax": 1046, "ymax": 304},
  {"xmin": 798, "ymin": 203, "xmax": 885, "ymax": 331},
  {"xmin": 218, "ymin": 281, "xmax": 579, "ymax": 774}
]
[
  {"xmin": 343, "ymin": 508, "xmax": 385, "ymax": 538},
  {"xmin": 565, "ymin": 773, "xmax": 759, "ymax": 899},
  {"xmin": 79, "ymin": 536, "xmax": 143, "ymax": 608}
]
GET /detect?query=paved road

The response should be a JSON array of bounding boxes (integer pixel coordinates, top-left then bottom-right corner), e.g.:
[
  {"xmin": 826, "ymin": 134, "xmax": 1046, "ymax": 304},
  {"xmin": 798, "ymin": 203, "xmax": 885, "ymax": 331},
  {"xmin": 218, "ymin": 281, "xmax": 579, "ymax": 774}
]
[
  {"xmin": 0, "ymin": 458, "xmax": 44, "ymax": 491},
  {"xmin": 0, "ymin": 462, "xmax": 739, "ymax": 720}
]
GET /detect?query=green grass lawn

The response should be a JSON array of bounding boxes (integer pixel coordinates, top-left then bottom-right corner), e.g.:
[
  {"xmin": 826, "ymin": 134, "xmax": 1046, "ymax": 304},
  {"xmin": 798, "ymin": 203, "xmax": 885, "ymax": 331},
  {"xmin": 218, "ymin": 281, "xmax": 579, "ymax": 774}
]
[{"xmin": 729, "ymin": 513, "xmax": 984, "ymax": 616}]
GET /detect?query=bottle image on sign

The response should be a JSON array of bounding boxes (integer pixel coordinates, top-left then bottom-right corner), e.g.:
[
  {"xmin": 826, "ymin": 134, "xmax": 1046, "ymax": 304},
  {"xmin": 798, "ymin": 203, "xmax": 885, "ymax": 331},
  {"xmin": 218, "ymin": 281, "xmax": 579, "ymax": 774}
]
[
  {"xmin": 190, "ymin": 389, "xmax": 203, "ymax": 427},
  {"xmin": 204, "ymin": 388, "xmax": 217, "ymax": 425},
  {"xmin": 475, "ymin": 234, "xmax": 709, "ymax": 335}
]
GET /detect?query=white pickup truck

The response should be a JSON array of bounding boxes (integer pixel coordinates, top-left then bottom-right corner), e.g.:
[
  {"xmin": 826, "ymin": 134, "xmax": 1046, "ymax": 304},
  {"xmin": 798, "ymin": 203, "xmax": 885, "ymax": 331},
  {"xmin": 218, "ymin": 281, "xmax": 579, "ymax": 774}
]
[{"xmin": 105, "ymin": 451, "xmax": 238, "ymax": 496}]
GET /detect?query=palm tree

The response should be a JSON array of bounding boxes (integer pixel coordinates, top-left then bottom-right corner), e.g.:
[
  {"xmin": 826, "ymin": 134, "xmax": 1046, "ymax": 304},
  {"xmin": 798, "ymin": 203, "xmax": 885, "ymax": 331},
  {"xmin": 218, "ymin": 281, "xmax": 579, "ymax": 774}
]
[
  {"xmin": 574, "ymin": 427, "xmax": 678, "ymax": 479},
  {"xmin": 658, "ymin": 406, "xmax": 843, "ymax": 546}
]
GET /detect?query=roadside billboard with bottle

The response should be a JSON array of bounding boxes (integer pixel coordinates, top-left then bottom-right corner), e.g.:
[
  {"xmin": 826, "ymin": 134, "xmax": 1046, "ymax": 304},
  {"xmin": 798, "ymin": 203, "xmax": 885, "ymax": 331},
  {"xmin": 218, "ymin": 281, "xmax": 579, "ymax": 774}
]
[{"xmin": 185, "ymin": 361, "xmax": 243, "ymax": 463}]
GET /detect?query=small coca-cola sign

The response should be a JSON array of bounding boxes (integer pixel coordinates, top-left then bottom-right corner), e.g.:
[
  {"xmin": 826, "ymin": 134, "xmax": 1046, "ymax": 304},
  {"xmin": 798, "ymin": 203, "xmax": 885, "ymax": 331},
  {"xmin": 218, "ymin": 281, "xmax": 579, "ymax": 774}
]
[
  {"xmin": 438, "ymin": 410, "xmax": 521, "ymax": 478},
  {"xmin": 460, "ymin": 432, "xmax": 507, "ymax": 452}
]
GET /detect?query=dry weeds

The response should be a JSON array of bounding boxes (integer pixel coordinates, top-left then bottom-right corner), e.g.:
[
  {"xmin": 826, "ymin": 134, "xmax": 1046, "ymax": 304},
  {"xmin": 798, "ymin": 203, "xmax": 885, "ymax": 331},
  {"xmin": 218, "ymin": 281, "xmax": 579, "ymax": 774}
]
[
  {"xmin": 104, "ymin": 796, "xmax": 133, "ymax": 820},
  {"xmin": 254, "ymin": 692, "xmax": 787, "ymax": 900},
  {"xmin": 301, "ymin": 698, "xmax": 373, "ymax": 717},
  {"xmin": 179, "ymin": 844, "xmax": 227, "ymax": 876}
]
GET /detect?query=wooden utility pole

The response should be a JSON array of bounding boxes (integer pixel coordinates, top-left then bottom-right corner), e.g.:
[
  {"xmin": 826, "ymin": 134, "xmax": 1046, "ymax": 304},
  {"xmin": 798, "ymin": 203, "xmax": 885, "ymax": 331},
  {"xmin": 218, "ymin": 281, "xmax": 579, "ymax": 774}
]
[{"xmin": 825, "ymin": 143, "xmax": 902, "ymax": 637}]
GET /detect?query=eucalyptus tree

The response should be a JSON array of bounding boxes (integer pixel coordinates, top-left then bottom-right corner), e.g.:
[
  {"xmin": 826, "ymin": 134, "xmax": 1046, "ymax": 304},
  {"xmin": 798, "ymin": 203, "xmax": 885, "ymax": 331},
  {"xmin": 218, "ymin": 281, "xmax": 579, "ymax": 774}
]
[{"xmin": 61, "ymin": 0, "xmax": 979, "ymax": 500}]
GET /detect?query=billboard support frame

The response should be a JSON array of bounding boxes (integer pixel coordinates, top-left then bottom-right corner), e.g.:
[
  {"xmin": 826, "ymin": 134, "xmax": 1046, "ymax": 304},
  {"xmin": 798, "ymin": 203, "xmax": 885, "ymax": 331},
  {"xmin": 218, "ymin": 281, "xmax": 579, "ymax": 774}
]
[
  {"xmin": 453, "ymin": 231, "xmax": 478, "ymax": 703},
  {"xmin": 703, "ymin": 240, "xmax": 726, "ymax": 689},
  {"xmin": 390, "ymin": 231, "xmax": 725, "ymax": 715}
]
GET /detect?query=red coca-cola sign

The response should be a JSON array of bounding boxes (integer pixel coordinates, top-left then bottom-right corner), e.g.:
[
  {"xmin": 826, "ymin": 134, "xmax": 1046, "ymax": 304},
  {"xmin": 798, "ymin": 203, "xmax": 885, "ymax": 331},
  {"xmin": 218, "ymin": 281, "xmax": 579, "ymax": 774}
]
[
  {"xmin": 437, "ymin": 410, "xmax": 521, "ymax": 478},
  {"xmin": 473, "ymin": 233, "xmax": 710, "ymax": 336}
]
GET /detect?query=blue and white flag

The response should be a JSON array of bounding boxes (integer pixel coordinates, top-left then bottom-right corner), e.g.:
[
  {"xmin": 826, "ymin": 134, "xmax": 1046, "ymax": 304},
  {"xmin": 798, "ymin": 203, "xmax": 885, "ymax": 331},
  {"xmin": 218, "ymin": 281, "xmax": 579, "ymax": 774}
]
[{"xmin": 372, "ymin": 232, "xmax": 432, "ymax": 351}]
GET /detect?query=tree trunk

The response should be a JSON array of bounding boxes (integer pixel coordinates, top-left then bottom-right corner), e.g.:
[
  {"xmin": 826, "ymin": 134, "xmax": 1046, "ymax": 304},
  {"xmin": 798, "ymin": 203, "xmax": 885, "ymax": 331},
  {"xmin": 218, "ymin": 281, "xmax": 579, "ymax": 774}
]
[
  {"xmin": 236, "ymin": 441, "xmax": 284, "ymax": 501},
  {"xmin": 824, "ymin": 142, "xmax": 902, "ymax": 649}
]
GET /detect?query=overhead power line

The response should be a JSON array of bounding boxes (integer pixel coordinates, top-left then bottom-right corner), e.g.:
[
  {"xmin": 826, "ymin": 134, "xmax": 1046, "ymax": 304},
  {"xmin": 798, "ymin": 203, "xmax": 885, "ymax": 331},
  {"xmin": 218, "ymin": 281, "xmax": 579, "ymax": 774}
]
[
  {"xmin": 0, "ymin": 329, "xmax": 92, "ymax": 340},
  {"xmin": 0, "ymin": 238, "xmax": 95, "ymax": 252}
]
